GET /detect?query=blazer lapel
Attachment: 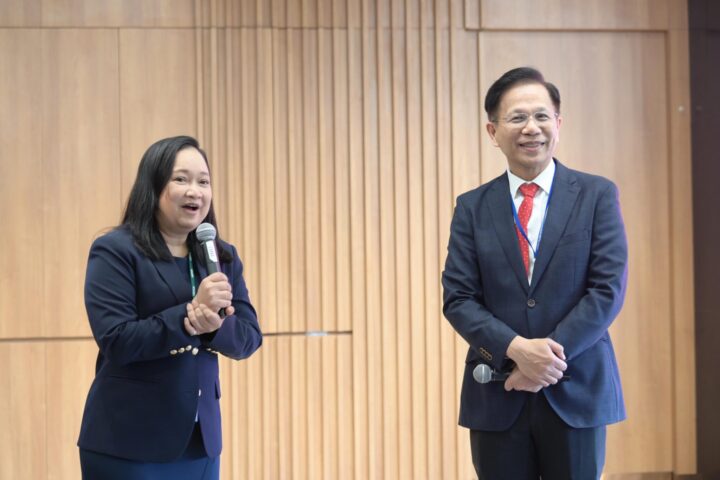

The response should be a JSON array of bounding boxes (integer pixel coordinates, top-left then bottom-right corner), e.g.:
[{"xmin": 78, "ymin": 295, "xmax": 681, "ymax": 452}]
[
  {"xmin": 529, "ymin": 162, "xmax": 580, "ymax": 291},
  {"xmin": 196, "ymin": 256, "xmax": 209, "ymax": 280},
  {"xmin": 487, "ymin": 175, "xmax": 530, "ymax": 293},
  {"xmin": 154, "ymin": 259, "xmax": 191, "ymax": 303}
]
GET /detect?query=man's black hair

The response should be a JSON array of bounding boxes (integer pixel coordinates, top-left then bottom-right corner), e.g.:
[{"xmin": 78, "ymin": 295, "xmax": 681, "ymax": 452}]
[{"xmin": 484, "ymin": 67, "xmax": 561, "ymax": 122}]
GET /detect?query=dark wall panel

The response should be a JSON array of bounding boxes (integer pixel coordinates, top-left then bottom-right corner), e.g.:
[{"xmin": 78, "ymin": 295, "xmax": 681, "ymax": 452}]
[{"xmin": 690, "ymin": 0, "xmax": 720, "ymax": 478}]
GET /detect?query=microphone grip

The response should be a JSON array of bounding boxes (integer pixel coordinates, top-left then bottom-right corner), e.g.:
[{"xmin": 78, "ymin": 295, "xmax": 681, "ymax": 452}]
[{"xmin": 201, "ymin": 241, "xmax": 227, "ymax": 318}]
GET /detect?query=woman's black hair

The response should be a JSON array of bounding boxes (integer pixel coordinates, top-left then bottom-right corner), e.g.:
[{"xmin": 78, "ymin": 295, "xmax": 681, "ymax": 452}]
[{"xmin": 120, "ymin": 135, "xmax": 232, "ymax": 263}]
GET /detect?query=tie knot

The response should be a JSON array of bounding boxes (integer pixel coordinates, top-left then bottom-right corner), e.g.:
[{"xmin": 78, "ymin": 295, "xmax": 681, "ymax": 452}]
[{"xmin": 519, "ymin": 182, "xmax": 540, "ymax": 198}]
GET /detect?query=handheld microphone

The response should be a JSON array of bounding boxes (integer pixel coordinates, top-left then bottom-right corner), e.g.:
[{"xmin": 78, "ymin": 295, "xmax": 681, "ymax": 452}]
[
  {"xmin": 195, "ymin": 223, "xmax": 226, "ymax": 318},
  {"xmin": 472, "ymin": 363, "xmax": 571, "ymax": 384},
  {"xmin": 473, "ymin": 364, "xmax": 509, "ymax": 384}
]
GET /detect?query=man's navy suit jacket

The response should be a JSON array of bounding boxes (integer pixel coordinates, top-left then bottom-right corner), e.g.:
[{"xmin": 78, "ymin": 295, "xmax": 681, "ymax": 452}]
[
  {"xmin": 77, "ymin": 227, "xmax": 262, "ymax": 462},
  {"xmin": 442, "ymin": 160, "xmax": 628, "ymax": 431}
]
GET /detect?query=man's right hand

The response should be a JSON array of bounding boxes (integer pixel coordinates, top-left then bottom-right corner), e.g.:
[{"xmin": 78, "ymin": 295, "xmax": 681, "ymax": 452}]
[
  {"xmin": 504, "ymin": 367, "xmax": 543, "ymax": 393},
  {"xmin": 506, "ymin": 336, "xmax": 567, "ymax": 386}
]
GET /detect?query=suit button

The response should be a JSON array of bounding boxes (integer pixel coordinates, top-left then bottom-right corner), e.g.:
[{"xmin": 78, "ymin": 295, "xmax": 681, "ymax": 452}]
[{"xmin": 527, "ymin": 299, "xmax": 536, "ymax": 308}]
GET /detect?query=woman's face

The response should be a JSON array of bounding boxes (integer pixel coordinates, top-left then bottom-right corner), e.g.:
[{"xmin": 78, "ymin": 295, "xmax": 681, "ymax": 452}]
[{"xmin": 156, "ymin": 147, "xmax": 212, "ymax": 239}]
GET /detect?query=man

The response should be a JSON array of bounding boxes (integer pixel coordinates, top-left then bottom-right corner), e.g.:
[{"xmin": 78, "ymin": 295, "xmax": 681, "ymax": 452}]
[{"xmin": 442, "ymin": 67, "xmax": 628, "ymax": 479}]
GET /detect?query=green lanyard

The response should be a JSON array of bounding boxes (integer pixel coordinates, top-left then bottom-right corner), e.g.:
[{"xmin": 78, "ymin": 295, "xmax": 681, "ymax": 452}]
[{"xmin": 188, "ymin": 251, "xmax": 197, "ymax": 297}]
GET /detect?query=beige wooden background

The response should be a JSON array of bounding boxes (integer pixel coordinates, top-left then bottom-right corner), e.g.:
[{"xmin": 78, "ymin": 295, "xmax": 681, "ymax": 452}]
[{"xmin": 0, "ymin": 0, "xmax": 695, "ymax": 479}]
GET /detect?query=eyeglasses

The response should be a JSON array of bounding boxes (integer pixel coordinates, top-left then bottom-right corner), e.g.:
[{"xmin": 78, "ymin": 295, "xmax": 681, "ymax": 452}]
[{"xmin": 499, "ymin": 111, "xmax": 558, "ymax": 128}]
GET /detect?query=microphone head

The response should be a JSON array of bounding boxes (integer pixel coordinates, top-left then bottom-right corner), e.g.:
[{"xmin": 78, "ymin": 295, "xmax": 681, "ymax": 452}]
[
  {"xmin": 472, "ymin": 364, "xmax": 492, "ymax": 384},
  {"xmin": 196, "ymin": 223, "xmax": 217, "ymax": 242}
]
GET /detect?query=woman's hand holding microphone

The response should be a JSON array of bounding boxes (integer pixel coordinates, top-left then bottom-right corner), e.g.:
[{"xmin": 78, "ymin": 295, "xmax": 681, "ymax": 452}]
[{"xmin": 184, "ymin": 272, "xmax": 235, "ymax": 336}]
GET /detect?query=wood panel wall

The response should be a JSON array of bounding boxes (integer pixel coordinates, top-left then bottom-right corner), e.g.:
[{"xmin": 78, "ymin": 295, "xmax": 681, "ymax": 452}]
[{"xmin": 0, "ymin": 0, "xmax": 694, "ymax": 478}]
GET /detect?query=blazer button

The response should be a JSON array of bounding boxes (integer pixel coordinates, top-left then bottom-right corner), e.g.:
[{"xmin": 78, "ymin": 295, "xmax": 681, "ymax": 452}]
[{"xmin": 527, "ymin": 299, "xmax": 536, "ymax": 308}]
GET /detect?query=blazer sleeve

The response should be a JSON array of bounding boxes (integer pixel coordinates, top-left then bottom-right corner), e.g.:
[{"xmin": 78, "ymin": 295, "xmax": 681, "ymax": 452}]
[
  {"xmin": 84, "ymin": 234, "xmax": 203, "ymax": 366},
  {"xmin": 201, "ymin": 244, "xmax": 263, "ymax": 360},
  {"xmin": 549, "ymin": 181, "xmax": 628, "ymax": 360},
  {"xmin": 442, "ymin": 196, "xmax": 519, "ymax": 370}
]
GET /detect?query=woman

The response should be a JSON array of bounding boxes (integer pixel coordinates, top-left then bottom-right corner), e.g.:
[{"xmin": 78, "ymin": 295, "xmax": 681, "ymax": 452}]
[{"xmin": 78, "ymin": 136, "xmax": 262, "ymax": 479}]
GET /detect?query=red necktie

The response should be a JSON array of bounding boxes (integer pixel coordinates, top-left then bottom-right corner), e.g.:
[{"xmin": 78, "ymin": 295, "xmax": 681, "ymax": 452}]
[{"xmin": 516, "ymin": 183, "xmax": 540, "ymax": 275}]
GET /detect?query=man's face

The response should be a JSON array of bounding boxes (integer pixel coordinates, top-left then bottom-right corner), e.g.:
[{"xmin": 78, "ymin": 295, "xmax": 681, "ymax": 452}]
[{"xmin": 486, "ymin": 82, "xmax": 562, "ymax": 180}]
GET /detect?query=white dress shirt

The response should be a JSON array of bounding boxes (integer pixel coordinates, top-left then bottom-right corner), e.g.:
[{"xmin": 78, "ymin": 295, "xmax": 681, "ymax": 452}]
[{"xmin": 507, "ymin": 160, "xmax": 556, "ymax": 284}]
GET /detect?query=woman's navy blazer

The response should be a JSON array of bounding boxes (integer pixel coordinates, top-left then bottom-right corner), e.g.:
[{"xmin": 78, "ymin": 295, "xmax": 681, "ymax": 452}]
[{"xmin": 77, "ymin": 227, "xmax": 262, "ymax": 462}]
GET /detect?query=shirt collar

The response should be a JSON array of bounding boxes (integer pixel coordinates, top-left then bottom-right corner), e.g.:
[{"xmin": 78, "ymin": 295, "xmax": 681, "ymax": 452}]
[{"xmin": 507, "ymin": 159, "xmax": 556, "ymax": 197}]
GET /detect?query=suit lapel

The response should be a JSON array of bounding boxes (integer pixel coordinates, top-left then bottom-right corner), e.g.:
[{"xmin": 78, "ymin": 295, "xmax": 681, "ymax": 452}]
[
  {"xmin": 529, "ymin": 162, "xmax": 580, "ymax": 291},
  {"xmin": 487, "ymin": 175, "xmax": 530, "ymax": 293},
  {"xmin": 193, "ymin": 247, "xmax": 210, "ymax": 279},
  {"xmin": 154, "ymin": 258, "xmax": 191, "ymax": 303}
]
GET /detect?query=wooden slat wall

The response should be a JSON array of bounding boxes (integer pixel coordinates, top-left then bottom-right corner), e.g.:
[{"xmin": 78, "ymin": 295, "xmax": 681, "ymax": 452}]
[{"xmin": 0, "ymin": 0, "xmax": 694, "ymax": 478}]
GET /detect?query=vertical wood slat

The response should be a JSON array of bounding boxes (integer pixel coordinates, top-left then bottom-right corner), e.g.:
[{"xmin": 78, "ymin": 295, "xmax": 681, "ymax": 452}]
[
  {"xmin": 303, "ymin": 30, "xmax": 322, "ymax": 334},
  {"xmin": 307, "ymin": 335, "xmax": 324, "ymax": 479},
  {"xmin": 261, "ymin": 331, "xmax": 279, "ymax": 480},
  {"xmin": 42, "ymin": 29, "xmax": 122, "ymax": 339},
  {"xmin": 348, "ymin": 22, "xmax": 369, "ymax": 480},
  {"xmin": 46, "ymin": 341, "xmax": 97, "ymax": 480},
  {"xmin": 330, "ymin": 26, "xmax": 354, "ymax": 478},
  {"xmin": 362, "ymin": 9, "xmax": 384, "ymax": 479},
  {"xmin": 377, "ymin": 18, "xmax": 399, "ymax": 480},
  {"xmin": 257, "ymin": 29, "xmax": 278, "ymax": 335},
  {"xmin": 407, "ymin": 4, "xmax": 428, "ymax": 477},
  {"xmin": 0, "ymin": 30, "xmax": 43, "ymax": 339},
  {"xmin": 418, "ymin": 6, "xmax": 438, "ymax": 477},
  {"xmin": 239, "ymin": 28, "xmax": 261, "ymax": 332},
  {"xmin": 225, "ymin": 28, "xmax": 244, "ymax": 278},
  {"xmin": 272, "ymin": 28, "xmax": 292, "ymax": 332},
  {"xmin": 290, "ymin": 336, "xmax": 309, "ymax": 479},
  {"xmin": 464, "ymin": 0, "xmax": 481, "ymax": 30},
  {"xmin": 321, "ymin": 334, "xmax": 339, "ymax": 479},
  {"xmin": 303, "ymin": 0, "xmax": 319, "ymax": 28},
  {"xmin": 0, "ymin": 343, "xmax": 46, "ymax": 480},
  {"xmin": 218, "ymin": 357, "xmax": 234, "ymax": 479},
  {"xmin": 432, "ymin": 9, "xmax": 453, "ymax": 479},
  {"xmin": 448, "ymin": 6, "xmax": 482, "ymax": 476},
  {"xmin": 276, "ymin": 336, "xmax": 293, "ymax": 480},
  {"xmin": 392, "ymin": 21, "xmax": 413, "ymax": 480},
  {"xmin": 333, "ymin": 28, "xmax": 352, "ymax": 334},
  {"xmin": 230, "ymin": 351, "xmax": 248, "ymax": 479},
  {"xmin": 288, "ymin": 28, "xmax": 308, "ymax": 334},
  {"xmin": 319, "ymin": 30, "xmax": 338, "ymax": 334},
  {"xmin": 667, "ymin": 0, "xmax": 696, "ymax": 473}
]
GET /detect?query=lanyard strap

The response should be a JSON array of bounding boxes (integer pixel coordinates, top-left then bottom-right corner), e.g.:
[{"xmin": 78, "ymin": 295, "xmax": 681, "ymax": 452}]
[
  {"xmin": 510, "ymin": 181, "xmax": 554, "ymax": 257},
  {"xmin": 188, "ymin": 251, "xmax": 197, "ymax": 297}
]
